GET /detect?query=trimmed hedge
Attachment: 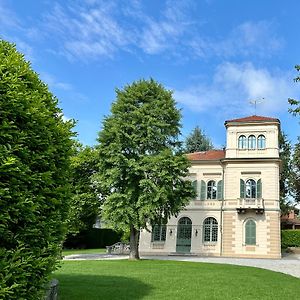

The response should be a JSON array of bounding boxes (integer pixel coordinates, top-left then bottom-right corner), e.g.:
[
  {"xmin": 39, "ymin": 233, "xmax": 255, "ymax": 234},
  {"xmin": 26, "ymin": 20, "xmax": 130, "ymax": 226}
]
[
  {"xmin": 281, "ymin": 230, "xmax": 300, "ymax": 248},
  {"xmin": 0, "ymin": 40, "xmax": 74, "ymax": 299},
  {"xmin": 64, "ymin": 228, "xmax": 122, "ymax": 249}
]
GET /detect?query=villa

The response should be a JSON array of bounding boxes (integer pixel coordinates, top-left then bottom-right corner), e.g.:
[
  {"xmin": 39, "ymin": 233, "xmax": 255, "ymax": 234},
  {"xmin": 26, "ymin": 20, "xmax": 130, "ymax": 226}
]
[{"xmin": 139, "ymin": 115, "xmax": 281, "ymax": 258}]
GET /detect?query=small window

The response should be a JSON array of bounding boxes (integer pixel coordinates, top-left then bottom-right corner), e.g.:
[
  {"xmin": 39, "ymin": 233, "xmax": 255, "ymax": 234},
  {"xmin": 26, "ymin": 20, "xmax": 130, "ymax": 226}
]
[
  {"xmin": 238, "ymin": 135, "xmax": 247, "ymax": 149},
  {"xmin": 203, "ymin": 217, "xmax": 218, "ymax": 242},
  {"xmin": 245, "ymin": 179, "xmax": 256, "ymax": 198},
  {"xmin": 245, "ymin": 219, "xmax": 256, "ymax": 245},
  {"xmin": 248, "ymin": 135, "xmax": 256, "ymax": 149},
  {"xmin": 257, "ymin": 135, "xmax": 266, "ymax": 149},
  {"xmin": 207, "ymin": 180, "xmax": 217, "ymax": 199},
  {"xmin": 152, "ymin": 225, "xmax": 166, "ymax": 242}
]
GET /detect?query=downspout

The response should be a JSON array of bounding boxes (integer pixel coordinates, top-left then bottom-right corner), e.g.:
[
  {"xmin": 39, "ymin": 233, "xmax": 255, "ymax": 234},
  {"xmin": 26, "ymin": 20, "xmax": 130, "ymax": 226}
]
[{"xmin": 220, "ymin": 159, "xmax": 225, "ymax": 257}]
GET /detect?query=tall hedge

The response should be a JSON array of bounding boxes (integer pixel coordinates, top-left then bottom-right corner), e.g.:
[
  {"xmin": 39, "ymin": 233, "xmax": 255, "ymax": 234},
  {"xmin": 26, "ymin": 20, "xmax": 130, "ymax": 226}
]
[
  {"xmin": 281, "ymin": 230, "xmax": 300, "ymax": 248},
  {"xmin": 0, "ymin": 40, "xmax": 74, "ymax": 299}
]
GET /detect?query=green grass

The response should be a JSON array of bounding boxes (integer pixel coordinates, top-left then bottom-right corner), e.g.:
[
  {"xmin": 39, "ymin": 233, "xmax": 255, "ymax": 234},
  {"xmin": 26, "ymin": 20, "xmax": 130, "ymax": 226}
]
[
  {"xmin": 54, "ymin": 260, "xmax": 300, "ymax": 300},
  {"xmin": 62, "ymin": 248, "xmax": 106, "ymax": 256}
]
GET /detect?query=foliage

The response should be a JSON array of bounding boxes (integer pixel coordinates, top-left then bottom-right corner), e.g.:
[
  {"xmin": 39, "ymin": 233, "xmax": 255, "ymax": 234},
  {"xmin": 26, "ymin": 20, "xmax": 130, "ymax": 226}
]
[
  {"xmin": 0, "ymin": 40, "xmax": 74, "ymax": 299},
  {"xmin": 288, "ymin": 65, "xmax": 300, "ymax": 206},
  {"xmin": 288, "ymin": 65, "xmax": 300, "ymax": 115},
  {"xmin": 95, "ymin": 79, "xmax": 195, "ymax": 259},
  {"xmin": 184, "ymin": 126, "xmax": 213, "ymax": 153},
  {"xmin": 67, "ymin": 145, "xmax": 100, "ymax": 234},
  {"xmin": 63, "ymin": 228, "xmax": 121, "ymax": 249},
  {"xmin": 281, "ymin": 230, "xmax": 300, "ymax": 248},
  {"xmin": 55, "ymin": 260, "xmax": 300, "ymax": 300},
  {"xmin": 278, "ymin": 131, "xmax": 293, "ymax": 213},
  {"xmin": 291, "ymin": 139, "xmax": 300, "ymax": 204}
]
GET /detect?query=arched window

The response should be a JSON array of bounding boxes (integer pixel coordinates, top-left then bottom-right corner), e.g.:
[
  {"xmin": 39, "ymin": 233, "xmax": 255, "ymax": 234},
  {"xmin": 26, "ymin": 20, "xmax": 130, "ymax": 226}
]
[
  {"xmin": 238, "ymin": 135, "xmax": 247, "ymax": 149},
  {"xmin": 245, "ymin": 219, "xmax": 256, "ymax": 245},
  {"xmin": 203, "ymin": 217, "xmax": 218, "ymax": 242},
  {"xmin": 207, "ymin": 180, "xmax": 217, "ymax": 199},
  {"xmin": 245, "ymin": 179, "xmax": 256, "ymax": 198},
  {"xmin": 257, "ymin": 135, "xmax": 266, "ymax": 149},
  {"xmin": 248, "ymin": 135, "xmax": 256, "ymax": 149}
]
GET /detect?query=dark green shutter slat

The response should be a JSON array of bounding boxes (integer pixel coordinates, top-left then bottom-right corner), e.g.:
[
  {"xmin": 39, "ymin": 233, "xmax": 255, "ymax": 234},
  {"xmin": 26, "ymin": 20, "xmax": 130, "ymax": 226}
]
[
  {"xmin": 217, "ymin": 180, "xmax": 223, "ymax": 200},
  {"xmin": 257, "ymin": 179, "xmax": 262, "ymax": 198},
  {"xmin": 245, "ymin": 220, "xmax": 256, "ymax": 245},
  {"xmin": 200, "ymin": 180, "xmax": 206, "ymax": 200},
  {"xmin": 192, "ymin": 180, "xmax": 197, "ymax": 199},
  {"xmin": 240, "ymin": 179, "xmax": 245, "ymax": 198}
]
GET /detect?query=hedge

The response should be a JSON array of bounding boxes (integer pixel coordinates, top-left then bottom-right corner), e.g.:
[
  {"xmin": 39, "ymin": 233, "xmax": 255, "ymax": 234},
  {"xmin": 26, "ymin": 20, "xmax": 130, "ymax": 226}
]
[
  {"xmin": 0, "ymin": 40, "xmax": 74, "ymax": 299},
  {"xmin": 64, "ymin": 228, "xmax": 122, "ymax": 249},
  {"xmin": 281, "ymin": 230, "xmax": 300, "ymax": 248}
]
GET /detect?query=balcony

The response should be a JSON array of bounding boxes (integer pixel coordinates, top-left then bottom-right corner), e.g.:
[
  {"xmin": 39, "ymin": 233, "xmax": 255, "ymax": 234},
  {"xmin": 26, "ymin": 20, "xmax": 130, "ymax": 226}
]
[{"xmin": 236, "ymin": 198, "xmax": 264, "ymax": 214}]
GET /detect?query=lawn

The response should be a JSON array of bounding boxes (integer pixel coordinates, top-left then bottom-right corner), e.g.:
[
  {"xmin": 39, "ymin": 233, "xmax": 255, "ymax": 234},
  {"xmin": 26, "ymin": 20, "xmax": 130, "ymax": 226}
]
[
  {"xmin": 54, "ymin": 260, "xmax": 300, "ymax": 300},
  {"xmin": 62, "ymin": 248, "xmax": 106, "ymax": 256}
]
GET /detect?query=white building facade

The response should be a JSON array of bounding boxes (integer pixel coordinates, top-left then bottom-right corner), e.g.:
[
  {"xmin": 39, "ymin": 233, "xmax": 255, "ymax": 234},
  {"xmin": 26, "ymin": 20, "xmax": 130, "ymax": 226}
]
[{"xmin": 139, "ymin": 116, "xmax": 281, "ymax": 258}]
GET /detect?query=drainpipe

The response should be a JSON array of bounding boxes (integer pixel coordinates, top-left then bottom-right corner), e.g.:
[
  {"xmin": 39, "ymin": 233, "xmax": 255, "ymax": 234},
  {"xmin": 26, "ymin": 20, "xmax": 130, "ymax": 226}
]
[{"xmin": 220, "ymin": 160, "xmax": 225, "ymax": 256}]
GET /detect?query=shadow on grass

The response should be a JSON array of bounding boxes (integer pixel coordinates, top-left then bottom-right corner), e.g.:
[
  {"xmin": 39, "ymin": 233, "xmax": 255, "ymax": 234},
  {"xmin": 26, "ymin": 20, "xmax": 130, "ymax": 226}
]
[{"xmin": 55, "ymin": 274, "xmax": 152, "ymax": 300}]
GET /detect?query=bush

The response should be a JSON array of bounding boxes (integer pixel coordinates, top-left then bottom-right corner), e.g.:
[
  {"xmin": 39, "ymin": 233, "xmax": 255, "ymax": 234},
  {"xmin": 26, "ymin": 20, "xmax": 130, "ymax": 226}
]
[
  {"xmin": 281, "ymin": 230, "xmax": 300, "ymax": 248},
  {"xmin": 64, "ymin": 228, "xmax": 122, "ymax": 249},
  {"xmin": 0, "ymin": 40, "xmax": 74, "ymax": 299}
]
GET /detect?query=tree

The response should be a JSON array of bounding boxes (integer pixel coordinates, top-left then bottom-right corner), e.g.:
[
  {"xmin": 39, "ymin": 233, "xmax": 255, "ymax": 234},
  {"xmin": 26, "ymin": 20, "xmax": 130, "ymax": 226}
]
[
  {"xmin": 184, "ymin": 126, "xmax": 213, "ymax": 153},
  {"xmin": 67, "ymin": 144, "xmax": 100, "ymax": 234},
  {"xmin": 0, "ymin": 40, "xmax": 74, "ymax": 299},
  {"xmin": 288, "ymin": 65, "xmax": 300, "ymax": 115},
  {"xmin": 288, "ymin": 65, "xmax": 300, "ymax": 206},
  {"xmin": 279, "ymin": 131, "xmax": 293, "ymax": 214},
  {"xmin": 95, "ymin": 79, "xmax": 194, "ymax": 259}
]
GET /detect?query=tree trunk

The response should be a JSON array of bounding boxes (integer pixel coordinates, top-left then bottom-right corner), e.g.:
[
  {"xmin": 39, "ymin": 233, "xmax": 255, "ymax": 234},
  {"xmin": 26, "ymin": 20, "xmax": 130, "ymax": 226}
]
[{"xmin": 129, "ymin": 225, "xmax": 140, "ymax": 260}]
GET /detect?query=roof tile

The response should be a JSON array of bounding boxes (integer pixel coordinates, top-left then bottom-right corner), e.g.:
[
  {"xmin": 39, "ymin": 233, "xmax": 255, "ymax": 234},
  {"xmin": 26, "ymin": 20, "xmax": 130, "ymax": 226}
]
[{"xmin": 186, "ymin": 150, "xmax": 225, "ymax": 161}]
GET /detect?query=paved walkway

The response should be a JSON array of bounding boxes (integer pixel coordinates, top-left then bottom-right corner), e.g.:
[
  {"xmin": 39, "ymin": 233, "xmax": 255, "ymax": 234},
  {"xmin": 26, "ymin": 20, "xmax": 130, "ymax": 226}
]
[{"xmin": 64, "ymin": 253, "xmax": 300, "ymax": 279}]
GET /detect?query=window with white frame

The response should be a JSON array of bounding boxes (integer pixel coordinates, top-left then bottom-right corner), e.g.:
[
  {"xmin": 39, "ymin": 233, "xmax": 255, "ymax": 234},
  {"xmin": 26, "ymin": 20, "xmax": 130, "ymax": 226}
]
[
  {"xmin": 207, "ymin": 180, "xmax": 217, "ymax": 199},
  {"xmin": 257, "ymin": 135, "xmax": 266, "ymax": 149},
  {"xmin": 203, "ymin": 217, "xmax": 218, "ymax": 242},
  {"xmin": 240, "ymin": 179, "xmax": 262, "ymax": 198},
  {"xmin": 238, "ymin": 135, "xmax": 247, "ymax": 149},
  {"xmin": 248, "ymin": 135, "xmax": 256, "ymax": 149},
  {"xmin": 245, "ymin": 219, "xmax": 256, "ymax": 245}
]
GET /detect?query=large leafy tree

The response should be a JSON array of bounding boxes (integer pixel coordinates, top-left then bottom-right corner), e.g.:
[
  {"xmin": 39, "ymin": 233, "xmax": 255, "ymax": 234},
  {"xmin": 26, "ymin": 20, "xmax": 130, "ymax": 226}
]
[
  {"xmin": 288, "ymin": 65, "xmax": 300, "ymax": 208},
  {"xmin": 67, "ymin": 144, "xmax": 100, "ymax": 234},
  {"xmin": 95, "ymin": 79, "xmax": 194, "ymax": 259},
  {"xmin": 0, "ymin": 40, "xmax": 74, "ymax": 299},
  {"xmin": 184, "ymin": 126, "xmax": 213, "ymax": 153},
  {"xmin": 279, "ymin": 131, "xmax": 293, "ymax": 214}
]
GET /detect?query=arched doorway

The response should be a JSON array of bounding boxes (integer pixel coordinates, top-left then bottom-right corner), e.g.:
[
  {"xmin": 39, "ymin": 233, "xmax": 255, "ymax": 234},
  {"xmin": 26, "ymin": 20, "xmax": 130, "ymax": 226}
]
[{"xmin": 176, "ymin": 217, "xmax": 192, "ymax": 253}]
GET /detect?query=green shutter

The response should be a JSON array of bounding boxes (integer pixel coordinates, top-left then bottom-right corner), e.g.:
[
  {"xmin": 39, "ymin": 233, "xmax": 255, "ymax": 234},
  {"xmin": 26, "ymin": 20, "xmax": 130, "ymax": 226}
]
[
  {"xmin": 240, "ymin": 179, "xmax": 245, "ymax": 198},
  {"xmin": 200, "ymin": 180, "xmax": 206, "ymax": 200},
  {"xmin": 245, "ymin": 220, "xmax": 256, "ymax": 245},
  {"xmin": 217, "ymin": 180, "xmax": 223, "ymax": 200},
  {"xmin": 257, "ymin": 179, "xmax": 262, "ymax": 198},
  {"xmin": 192, "ymin": 180, "xmax": 197, "ymax": 199}
]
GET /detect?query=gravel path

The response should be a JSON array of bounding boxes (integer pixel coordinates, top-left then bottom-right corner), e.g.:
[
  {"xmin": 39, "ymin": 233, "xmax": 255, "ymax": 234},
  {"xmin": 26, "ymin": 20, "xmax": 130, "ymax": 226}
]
[{"xmin": 64, "ymin": 253, "xmax": 300, "ymax": 279}]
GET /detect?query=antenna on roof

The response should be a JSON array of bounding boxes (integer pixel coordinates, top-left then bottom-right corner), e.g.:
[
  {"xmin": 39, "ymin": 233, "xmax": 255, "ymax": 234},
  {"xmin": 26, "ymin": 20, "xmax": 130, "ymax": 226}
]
[{"xmin": 249, "ymin": 98, "xmax": 265, "ymax": 115}]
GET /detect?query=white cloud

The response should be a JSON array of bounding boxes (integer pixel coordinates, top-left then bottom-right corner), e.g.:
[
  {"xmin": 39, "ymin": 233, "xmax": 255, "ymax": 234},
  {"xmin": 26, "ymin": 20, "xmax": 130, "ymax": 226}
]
[
  {"xmin": 174, "ymin": 62, "xmax": 300, "ymax": 118},
  {"xmin": 40, "ymin": 72, "xmax": 72, "ymax": 91},
  {"xmin": 189, "ymin": 21, "xmax": 283, "ymax": 59}
]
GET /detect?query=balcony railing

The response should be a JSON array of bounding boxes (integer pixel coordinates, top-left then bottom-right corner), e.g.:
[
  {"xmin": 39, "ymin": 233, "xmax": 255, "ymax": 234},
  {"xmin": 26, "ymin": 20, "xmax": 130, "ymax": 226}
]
[{"xmin": 237, "ymin": 198, "xmax": 264, "ymax": 214}]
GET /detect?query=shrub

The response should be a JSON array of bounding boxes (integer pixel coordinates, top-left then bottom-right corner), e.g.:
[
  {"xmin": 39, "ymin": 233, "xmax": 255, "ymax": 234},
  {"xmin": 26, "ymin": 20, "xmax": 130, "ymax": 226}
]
[
  {"xmin": 64, "ymin": 228, "xmax": 122, "ymax": 249},
  {"xmin": 0, "ymin": 40, "xmax": 74, "ymax": 299},
  {"xmin": 281, "ymin": 230, "xmax": 300, "ymax": 248}
]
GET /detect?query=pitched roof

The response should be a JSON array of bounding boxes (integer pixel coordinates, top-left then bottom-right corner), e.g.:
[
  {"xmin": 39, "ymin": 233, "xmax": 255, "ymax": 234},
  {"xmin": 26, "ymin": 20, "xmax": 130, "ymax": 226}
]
[
  {"xmin": 186, "ymin": 150, "xmax": 225, "ymax": 161},
  {"xmin": 225, "ymin": 115, "xmax": 279, "ymax": 124}
]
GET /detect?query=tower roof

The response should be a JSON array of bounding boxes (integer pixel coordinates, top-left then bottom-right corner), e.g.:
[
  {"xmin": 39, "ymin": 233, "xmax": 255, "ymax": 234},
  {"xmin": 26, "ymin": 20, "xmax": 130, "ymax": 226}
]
[{"xmin": 225, "ymin": 115, "xmax": 279, "ymax": 125}]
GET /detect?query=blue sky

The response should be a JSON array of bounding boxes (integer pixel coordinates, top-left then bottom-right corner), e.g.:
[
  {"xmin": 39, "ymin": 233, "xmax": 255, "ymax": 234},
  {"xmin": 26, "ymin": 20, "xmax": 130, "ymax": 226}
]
[{"xmin": 1, "ymin": 0, "xmax": 300, "ymax": 147}]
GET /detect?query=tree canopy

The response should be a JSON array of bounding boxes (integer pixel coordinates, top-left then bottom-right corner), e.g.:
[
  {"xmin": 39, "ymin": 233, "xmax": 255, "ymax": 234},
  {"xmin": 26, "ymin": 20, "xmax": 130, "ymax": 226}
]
[
  {"xmin": 0, "ymin": 40, "xmax": 74, "ymax": 299},
  {"xmin": 67, "ymin": 144, "xmax": 100, "ymax": 234},
  {"xmin": 94, "ymin": 79, "xmax": 194, "ymax": 259},
  {"xmin": 184, "ymin": 126, "xmax": 213, "ymax": 153}
]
